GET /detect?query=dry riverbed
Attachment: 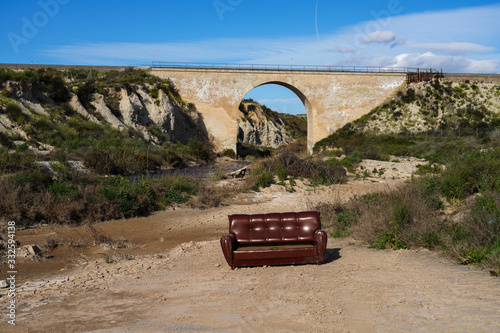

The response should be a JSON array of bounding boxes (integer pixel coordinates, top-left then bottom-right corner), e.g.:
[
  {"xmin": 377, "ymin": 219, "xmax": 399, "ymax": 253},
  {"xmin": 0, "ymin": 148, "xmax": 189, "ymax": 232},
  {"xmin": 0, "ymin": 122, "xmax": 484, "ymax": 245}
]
[{"xmin": 1, "ymin": 159, "xmax": 499, "ymax": 332}]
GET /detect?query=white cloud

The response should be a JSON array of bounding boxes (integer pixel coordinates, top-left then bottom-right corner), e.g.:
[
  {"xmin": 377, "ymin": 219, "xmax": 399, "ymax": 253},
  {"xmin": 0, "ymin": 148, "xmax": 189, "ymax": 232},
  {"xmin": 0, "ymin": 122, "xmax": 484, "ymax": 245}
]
[
  {"xmin": 373, "ymin": 52, "xmax": 500, "ymax": 73},
  {"xmin": 410, "ymin": 42, "xmax": 496, "ymax": 55},
  {"xmin": 361, "ymin": 31, "xmax": 397, "ymax": 44},
  {"xmin": 42, "ymin": 38, "xmax": 309, "ymax": 65},
  {"xmin": 328, "ymin": 46, "xmax": 357, "ymax": 53}
]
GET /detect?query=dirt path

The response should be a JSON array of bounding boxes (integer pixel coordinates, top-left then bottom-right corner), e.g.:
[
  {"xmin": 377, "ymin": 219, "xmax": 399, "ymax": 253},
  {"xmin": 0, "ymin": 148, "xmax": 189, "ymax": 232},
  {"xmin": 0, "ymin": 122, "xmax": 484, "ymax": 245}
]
[{"xmin": 1, "ymin": 160, "xmax": 500, "ymax": 332}]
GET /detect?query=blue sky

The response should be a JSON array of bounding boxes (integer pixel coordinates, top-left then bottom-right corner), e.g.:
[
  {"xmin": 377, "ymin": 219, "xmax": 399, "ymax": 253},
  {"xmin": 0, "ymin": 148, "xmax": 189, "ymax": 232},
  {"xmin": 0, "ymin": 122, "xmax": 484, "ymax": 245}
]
[{"xmin": 2, "ymin": 0, "xmax": 500, "ymax": 114}]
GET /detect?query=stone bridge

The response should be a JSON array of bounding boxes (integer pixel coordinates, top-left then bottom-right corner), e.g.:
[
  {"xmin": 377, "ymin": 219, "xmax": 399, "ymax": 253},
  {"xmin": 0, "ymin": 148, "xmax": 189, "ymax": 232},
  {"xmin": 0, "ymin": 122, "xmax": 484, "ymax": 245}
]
[{"xmin": 150, "ymin": 64, "xmax": 431, "ymax": 153}]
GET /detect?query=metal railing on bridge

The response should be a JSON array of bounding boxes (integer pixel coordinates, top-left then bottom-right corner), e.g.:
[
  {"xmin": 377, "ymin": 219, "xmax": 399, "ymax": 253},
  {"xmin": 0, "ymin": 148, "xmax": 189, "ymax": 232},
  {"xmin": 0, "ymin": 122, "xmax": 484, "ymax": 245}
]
[{"xmin": 151, "ymin": 61, "xmax": 442, "ymax": 80}]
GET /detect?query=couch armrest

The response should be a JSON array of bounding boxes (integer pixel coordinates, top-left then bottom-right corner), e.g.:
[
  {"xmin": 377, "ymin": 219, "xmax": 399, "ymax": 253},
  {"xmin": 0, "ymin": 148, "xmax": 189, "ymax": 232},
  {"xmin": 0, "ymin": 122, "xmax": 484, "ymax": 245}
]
[
  {"xmin": 220, "ymin": 233, "xmax": 237, "ymax": 269},
  {"xmin": 314, "ymin": 229, "xmax": 327, "ymax": 264}
]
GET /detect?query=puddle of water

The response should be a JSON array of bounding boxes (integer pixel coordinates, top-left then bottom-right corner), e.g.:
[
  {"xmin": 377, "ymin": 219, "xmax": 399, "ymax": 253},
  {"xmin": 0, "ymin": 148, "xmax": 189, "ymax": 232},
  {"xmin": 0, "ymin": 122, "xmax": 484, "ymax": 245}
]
[
  {"xmin": 0, "ymin": 209, "xmax": 227, "ymax": 283},
  {"xmin": 129, "ymin": 161, "xmax": 251, "ymax": 182}
]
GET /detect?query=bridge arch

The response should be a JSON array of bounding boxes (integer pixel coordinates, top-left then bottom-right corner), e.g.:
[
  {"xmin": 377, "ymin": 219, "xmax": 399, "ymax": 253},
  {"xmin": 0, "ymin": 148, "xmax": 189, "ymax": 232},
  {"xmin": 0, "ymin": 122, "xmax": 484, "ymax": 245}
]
[
  {"xmin": 239, "ymin": 80, "xmax": 313, "ymax": 149},
  {"xmin": 251, "ymin": 81, "xmax": 312, "ymax": 113}
]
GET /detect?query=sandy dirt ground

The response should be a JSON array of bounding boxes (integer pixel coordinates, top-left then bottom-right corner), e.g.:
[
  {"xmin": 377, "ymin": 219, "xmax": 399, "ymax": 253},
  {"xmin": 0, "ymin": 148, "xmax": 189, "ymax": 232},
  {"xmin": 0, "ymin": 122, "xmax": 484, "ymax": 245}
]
[{"xmin": 1, "ymin": 158, "xmax": 500, "ymax": 332}]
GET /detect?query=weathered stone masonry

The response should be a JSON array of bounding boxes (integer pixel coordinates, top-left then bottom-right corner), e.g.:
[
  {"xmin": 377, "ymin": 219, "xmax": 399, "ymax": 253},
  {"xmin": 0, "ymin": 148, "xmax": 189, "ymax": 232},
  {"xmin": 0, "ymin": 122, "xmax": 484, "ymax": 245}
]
[{"xmin": 150, "ymin": 68, "xmax": 407, "ymax": 153}]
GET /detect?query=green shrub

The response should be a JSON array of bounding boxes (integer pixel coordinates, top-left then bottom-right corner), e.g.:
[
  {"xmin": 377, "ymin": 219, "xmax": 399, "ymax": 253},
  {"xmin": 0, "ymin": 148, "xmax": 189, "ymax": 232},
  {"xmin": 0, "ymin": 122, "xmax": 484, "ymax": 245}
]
[
  {"xmin": 249, "ymin": 167, "xmax": 275, "ymax": 191},
  {"xmin": 309, "ymin": 167, "xmax": 337, "ymax": 186},
  {"xmin": 370, "ymin": 224, "xmax": 409, "ymax": 250},
  {"xmin": 415, "ymin": 176, "xmax": 443, "ymax": 210},
  {"xmin": 81, "ymin": 142, "xmax": 179, "ymax": 176},
  {"xmin": 341, "ymin": 150, "xmax": 362, "ymax": 173},
  {"xmin": 155, "ymin": 174, "xmax": 198, "ymax": 207},
  {"xmin": 170, "ymin": 174, "xmax": 197, "ymax": 195},
  {"xmin": 416, "ymin": 162, "xmax": 441, "ymax": 175},
  {"xmin": 370, "ymin": 200, "xmax": 413, "ymax": 249},
  {"xmin": 333, "ymin": 208, "xmax": 360, "ymax": 238},
  {"xmin": 469, "ymin": 193, "xmax": 500, "ymax": 242},
  {"xmin": 48, "ymin": 181, "xmax": 79, "ymax": 199},
  {"xmin": 415, "ymin": 230, "xmax": 443, "ymax": 249},
  {"xmin": 147, "ymin": 124, "xmax": 168, "ymax": 142},
  {"xmin": 103, "ymin": 92, "xmax": 122, "ymax": 120},
  {"xmin": 444, "ymin": 192, "xmax": 500, "ymax": 268},
  {"xmin": 187, "ymin": 139, "xmax": 213, "ymax": 161},
  {"xmin": 440, "ymin": 149, "xmax": 500, "ymax": 200},
  {"xmin": 0, "ymin": 149, "xmax": 35, "ymax": 173},
  {"xmin": 0, "ymin": 133, "xmax": 14, "ymax": 149},
  {"xmin": 163, "ymin": 188, "xmax": 188, "ymax": 204},
  {"xmin": 222, "ymin": 148, "xmax": 236, "ymax": 159},
  {"xmin": 401, "ymin": 88, "xmax": 418, "ymax": 104},
  {"xmin": 99, "ymin": 176, "xmax": 159, "ymax": 218},
  {"xmin": 15, "ymin": 169, "xmax": 53, "ymax": 191},
  {"xmin": 274, "ymin": 163, "xmax": 288, "ymax": 184},
  {"xmin": 76, "ymin": 80, "xmax": 97, "ymax": 110},
  {"xmin": 15, "ymin": 142, "xmax": 29, "ymax": 152},
  {"xmin": 5, "ymin": 101, "xmax": 23, "ymax": 120},
  {"xmin": 42, "ymin": 73, "xmax": 69, "ymax": 103},
  {"xmin": 149, "ymin": 87, "xmax": 159, "ymax": 99},
  {"xmin": 0, "ymin": 167, "xmax": 204, "ymax": 225}
]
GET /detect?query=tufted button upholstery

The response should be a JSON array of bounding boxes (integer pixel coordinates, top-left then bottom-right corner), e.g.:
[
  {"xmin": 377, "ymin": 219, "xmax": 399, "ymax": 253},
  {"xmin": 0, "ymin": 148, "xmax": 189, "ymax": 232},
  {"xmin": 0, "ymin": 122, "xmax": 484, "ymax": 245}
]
[{"xmin": 229, "ymin": 211, "xmax": 320, "ymax": 245}]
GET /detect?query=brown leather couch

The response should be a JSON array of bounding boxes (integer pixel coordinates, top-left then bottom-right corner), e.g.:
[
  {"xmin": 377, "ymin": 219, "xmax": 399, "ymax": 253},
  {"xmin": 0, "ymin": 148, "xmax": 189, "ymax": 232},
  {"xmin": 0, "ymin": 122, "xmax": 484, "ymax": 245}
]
[{"xmin": 220, "ymin": 211, "xmax": 327, "ymax": 269}]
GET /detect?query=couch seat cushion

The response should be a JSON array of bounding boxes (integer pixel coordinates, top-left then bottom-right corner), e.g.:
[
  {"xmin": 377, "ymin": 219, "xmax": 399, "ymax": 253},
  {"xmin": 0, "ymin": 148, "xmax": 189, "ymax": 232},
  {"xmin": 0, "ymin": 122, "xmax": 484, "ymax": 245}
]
[{"xmin": 234, "ymin": 244, "xmax": 316, "ymax": 260}]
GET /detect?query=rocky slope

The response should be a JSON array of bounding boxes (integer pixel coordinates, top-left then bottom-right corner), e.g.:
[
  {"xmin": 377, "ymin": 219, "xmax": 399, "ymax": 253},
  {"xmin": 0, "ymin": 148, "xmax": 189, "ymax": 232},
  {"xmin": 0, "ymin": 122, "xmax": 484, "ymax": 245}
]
[
  {"xmin": 0, "ymin": 68, "xmax": 207, "ymax": 151},
  {"xmin": 237, "ymin": 99, "xmax": 307, "ymax": 148},
  {"xmin": 353, "ymin": 78, "xmax": 500, "ymax": 134}
]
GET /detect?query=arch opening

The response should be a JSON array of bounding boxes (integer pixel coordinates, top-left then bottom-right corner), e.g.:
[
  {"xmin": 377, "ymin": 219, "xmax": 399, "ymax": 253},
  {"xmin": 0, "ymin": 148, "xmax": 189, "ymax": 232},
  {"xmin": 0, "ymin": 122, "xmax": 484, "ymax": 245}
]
[{"xmin": 236, "ymin": 82, "xmax": 312, "ymax": 158}]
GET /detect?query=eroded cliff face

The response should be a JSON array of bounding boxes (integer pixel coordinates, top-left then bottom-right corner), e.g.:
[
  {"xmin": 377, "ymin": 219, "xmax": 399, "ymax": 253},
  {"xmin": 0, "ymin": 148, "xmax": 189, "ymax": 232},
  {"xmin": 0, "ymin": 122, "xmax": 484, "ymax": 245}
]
[
  {"xmin": 238, "ymin": 119, "xmax": 293, "ymax": 148},
  {"xmin": 87, "ymin": 87, "xmax": 203, "ymax": 144},
  {"xmin": 0, "ymin": 80, "xmax": 205, "ymax": 148},
  {"xmin": 237, "ymin": 101, "xmax": 297, "ymax": 148}
]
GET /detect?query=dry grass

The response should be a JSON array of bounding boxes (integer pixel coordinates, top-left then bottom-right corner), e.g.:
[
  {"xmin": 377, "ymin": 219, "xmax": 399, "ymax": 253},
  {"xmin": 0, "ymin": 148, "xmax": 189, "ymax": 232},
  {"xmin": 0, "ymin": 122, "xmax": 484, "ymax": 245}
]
[
  {"xmin": 489, "ymin": 129, "xmax": 500, "ymax": 147},
  {"xmin": 307, "ymin": 192, "xmax": 344, "ymax": 236},
  {"xmin": 0, "ymin": 179, "xmax": 120, "ymax": 225},
  {"xmin": 187, "ymin": 179, "xmax": 244, "ymax": 208},
  {"xmin": 261, "ymin": 150, "xmax": 347, "ymax": 185},
  {"xmin": 312, "ymin": 182, "xmax": 441, "ymax": 248},
  {"xmin": 355, "ymin": 185, "xmax": 440, "ymax": 247}
]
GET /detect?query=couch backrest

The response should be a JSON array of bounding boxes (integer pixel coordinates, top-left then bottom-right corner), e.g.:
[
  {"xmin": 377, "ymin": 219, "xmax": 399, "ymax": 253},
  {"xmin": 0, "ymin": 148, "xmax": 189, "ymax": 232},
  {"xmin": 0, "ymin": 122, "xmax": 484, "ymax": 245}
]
[{"xmin": 228, "ymin": 211, "xmax": 320, "ymax": 245}]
